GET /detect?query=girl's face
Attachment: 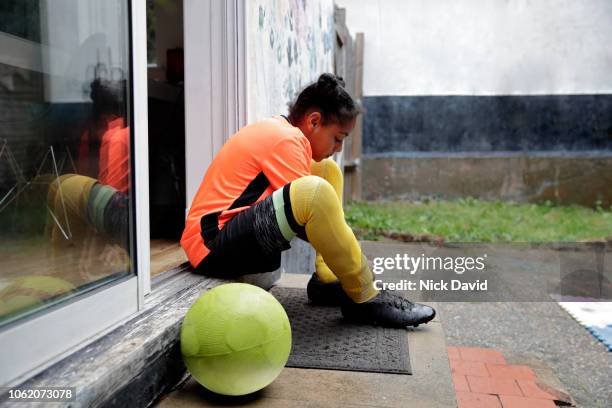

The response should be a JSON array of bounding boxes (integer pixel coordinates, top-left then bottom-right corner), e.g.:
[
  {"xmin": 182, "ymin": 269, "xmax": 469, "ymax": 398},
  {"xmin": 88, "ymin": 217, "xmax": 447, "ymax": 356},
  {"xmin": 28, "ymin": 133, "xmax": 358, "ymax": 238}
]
[{"xmin": 300, "ymin": 112, "xmax": 356, "ymax": 161}]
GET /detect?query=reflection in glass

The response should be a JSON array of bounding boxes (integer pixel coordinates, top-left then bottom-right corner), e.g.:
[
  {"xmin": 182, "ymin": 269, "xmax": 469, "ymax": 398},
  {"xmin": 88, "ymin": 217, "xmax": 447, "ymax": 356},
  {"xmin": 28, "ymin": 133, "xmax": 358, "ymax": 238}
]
[{"xmin": 0, "ymin": 0, "xmax": 132, "ymax": 326}]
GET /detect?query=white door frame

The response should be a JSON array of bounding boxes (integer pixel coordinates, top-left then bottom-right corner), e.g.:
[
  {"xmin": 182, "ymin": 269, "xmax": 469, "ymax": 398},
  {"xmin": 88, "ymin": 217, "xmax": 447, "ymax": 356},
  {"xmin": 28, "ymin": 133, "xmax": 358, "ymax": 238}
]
[
  {"xmin": 133, "ymin": 0, "xmax": 151, "ymax": 299},
  {"xmin": 183, "ymin": 0, "xmax": 247, "ymax": 208}
]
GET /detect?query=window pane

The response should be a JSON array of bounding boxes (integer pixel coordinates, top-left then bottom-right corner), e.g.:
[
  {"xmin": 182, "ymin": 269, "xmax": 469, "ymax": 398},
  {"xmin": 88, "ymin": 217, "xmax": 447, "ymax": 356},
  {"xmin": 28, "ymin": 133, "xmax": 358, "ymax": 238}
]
[{"xmin": 0, "ymin": 0, "xmax": 133, "ymax": 327}]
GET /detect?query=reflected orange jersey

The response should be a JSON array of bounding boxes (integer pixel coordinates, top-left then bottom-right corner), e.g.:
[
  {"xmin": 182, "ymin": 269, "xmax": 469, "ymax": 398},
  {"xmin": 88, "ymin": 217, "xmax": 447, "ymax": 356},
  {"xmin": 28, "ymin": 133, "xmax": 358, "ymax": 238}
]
[
  {"xmin": 181, "ymin": 116, "xmax": 312, "ymax": 267},
  {"xmin": 99, "ymin": 118, "xmax": 129, "ymax": 193}
]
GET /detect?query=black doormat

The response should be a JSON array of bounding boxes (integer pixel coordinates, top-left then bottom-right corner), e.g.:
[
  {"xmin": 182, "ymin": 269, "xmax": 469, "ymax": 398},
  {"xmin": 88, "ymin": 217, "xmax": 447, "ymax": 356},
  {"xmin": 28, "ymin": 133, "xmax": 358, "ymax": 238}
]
[{"xmin": 269, "ymin": 287, "xmax": 412, "ymax": 375}]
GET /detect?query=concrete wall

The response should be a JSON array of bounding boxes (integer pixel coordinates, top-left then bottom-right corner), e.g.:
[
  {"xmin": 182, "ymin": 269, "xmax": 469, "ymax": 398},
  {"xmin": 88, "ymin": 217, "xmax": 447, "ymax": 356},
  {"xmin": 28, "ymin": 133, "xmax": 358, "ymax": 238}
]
[
  {"xmin": 337, "ymin": 0, "xmax": 612, "ymax": 206},
  {"xmin": 363, "ymin": 154, "xmax": 612, "ymax": 208},
  {"xmin": 363, "ymin": 95, "xmax": 612, "ymax": 154}
]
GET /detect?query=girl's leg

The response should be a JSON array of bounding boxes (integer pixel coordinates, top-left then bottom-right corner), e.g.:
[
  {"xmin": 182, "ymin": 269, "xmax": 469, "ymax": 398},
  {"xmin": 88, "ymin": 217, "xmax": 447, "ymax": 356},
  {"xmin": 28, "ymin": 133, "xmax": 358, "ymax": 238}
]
[
  {"xmin": 194, "ymin": 171, "xmax": 435, "ymax": 326},
  {"xmin": 212, "ymin": 158, "xmax": 371, "ymax": 303},
  {"xmin": 275, "ymin": 173, "xmax": 377, "ymax": 303},
  {"xmin": 47, "ymin": 174, "xmax": 97, "ymax": 245},
  {"xmin": 195, "ymin": 164, "xmax": 376, "ymax": 302},
  {"xmin": 309, "ymin": 159, "xmax": 345, "ymax": 284},
  {"xmin": 283, "ymin": 172, "xmax": 435, "ymax": 325}
]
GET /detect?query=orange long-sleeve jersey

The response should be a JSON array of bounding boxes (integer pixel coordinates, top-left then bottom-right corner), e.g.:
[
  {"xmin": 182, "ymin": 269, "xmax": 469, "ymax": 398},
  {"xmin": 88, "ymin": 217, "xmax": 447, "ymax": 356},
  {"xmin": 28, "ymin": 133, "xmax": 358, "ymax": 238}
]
[
  {"xmin": 181, "ymin": 116, "xmax": 312, "ymax": 268},
  {"xmin": 98, "ymin": 117, "xmax": 130, "ymax": 193}
]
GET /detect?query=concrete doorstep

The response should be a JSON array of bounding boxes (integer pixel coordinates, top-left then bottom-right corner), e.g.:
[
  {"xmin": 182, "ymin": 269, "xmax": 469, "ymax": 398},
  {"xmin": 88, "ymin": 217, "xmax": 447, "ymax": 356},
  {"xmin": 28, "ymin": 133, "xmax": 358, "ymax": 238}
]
[
  {"xmin": 0, "ymin": 264, "xmax": 227, "ymax": 408},
  {"xmin": 156, "ymin": 273, "xmax": 457, "ymax": 408},
  {"xmin": 0, "ymin": 270, "xmax": 456, "ymax": 407}
]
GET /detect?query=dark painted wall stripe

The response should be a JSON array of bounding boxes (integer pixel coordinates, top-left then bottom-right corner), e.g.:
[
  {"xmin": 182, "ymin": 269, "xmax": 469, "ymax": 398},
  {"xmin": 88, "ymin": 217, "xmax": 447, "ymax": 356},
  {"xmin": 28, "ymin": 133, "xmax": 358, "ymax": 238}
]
[{"xmin": 362, "ymin": 95, "xmax": 612, "ymax": 153}]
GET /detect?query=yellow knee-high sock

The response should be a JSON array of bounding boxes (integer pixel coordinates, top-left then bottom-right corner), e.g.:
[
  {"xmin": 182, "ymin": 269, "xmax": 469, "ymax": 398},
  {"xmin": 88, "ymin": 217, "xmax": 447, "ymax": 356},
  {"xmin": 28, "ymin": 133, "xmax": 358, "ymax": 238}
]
[
  {"xmin": 47, "ymin": 174, "xmax": 96, "ymax": 245},
  {"xmin": 309, "ymin": 159, "xmax": 344, "ymax": 283},
  {"xmin": 289, "ymin": 175, "xmax": 378, "ymax": 303}
]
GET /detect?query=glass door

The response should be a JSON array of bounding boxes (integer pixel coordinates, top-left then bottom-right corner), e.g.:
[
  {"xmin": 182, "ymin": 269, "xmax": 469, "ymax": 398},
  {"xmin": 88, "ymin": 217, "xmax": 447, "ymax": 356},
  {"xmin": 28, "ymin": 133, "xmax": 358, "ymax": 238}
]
[{"xmin": 0, "ymin": 0, "xmax": 142, "ymax": 386}]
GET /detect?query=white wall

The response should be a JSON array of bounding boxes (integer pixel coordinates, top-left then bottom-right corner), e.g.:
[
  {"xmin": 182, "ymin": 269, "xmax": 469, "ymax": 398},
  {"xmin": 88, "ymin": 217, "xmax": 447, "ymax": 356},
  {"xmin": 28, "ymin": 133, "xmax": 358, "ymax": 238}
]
[{"xmin": 337, "ymin": 0, "xmax": 612, "ymax": 96}]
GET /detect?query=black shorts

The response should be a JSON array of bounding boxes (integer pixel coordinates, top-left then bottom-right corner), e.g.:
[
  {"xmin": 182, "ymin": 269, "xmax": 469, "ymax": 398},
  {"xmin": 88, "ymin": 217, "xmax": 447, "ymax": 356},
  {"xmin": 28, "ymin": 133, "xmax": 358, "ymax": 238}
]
[{"xmin": 194, "ymin": 188, "xmax": 305, "ymax": 278}]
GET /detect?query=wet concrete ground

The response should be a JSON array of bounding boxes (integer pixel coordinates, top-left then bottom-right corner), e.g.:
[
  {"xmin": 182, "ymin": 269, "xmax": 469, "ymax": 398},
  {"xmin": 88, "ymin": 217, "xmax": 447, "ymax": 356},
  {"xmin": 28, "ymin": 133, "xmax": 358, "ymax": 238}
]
[{"xmin": 362, "ymin": 241, "xmax": 612, "ymax": 408}]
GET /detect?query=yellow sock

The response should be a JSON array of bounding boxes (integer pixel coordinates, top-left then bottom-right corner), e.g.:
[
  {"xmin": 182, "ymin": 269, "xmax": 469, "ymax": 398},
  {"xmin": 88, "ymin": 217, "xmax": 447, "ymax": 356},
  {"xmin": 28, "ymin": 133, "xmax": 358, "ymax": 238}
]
[
  {"xmin": 288, "ymin": 174, "xmax": 378, "ymax": 303},
  {"xmin": 309, "ymin": 159, "xmax": 343, "ymax": 284}
]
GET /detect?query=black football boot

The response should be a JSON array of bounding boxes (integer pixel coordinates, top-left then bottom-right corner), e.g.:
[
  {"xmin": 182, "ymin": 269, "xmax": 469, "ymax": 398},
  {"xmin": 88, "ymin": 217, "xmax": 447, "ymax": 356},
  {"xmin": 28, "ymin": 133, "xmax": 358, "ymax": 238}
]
[
  {"xmin": 306, "ymin": 274, "xmax": 352, "ymax": 306},
  {"xmin": 340, "ymin": 290, "xmax": 436, "ymax": 328}
]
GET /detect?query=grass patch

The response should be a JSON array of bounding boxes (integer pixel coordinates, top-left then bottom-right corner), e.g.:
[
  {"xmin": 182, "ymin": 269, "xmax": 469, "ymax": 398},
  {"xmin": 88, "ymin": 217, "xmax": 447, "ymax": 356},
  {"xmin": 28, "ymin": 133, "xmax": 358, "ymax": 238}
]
[{"xmin": 345, "ymin": 198, "xmax": 612, "ymax": 243}]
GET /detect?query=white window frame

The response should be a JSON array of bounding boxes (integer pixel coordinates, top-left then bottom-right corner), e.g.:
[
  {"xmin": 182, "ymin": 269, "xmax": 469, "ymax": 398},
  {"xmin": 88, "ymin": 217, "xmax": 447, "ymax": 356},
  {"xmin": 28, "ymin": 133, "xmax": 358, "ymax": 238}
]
[
  {"xmin": 133, "ymin": 0, "xmax": 151, "ymax": 300},
  {"xmin": 184, "ymin": 0, "xmax": 246, "ymax": 207},
  {"xmin": 0, "ymin": 0, "xmax": 149, "ymax": 387}
]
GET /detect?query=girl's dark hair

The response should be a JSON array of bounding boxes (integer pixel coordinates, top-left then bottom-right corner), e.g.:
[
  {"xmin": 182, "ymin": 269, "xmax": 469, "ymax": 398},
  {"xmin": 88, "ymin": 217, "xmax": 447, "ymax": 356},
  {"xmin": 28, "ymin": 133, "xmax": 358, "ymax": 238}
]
[
  {"xmin": 90, "ymin": 78, "xmax": 127, "ymax": 118},
  {"xmin": 288, "ymin": 73, "xmax": 360, "ymax": 126}
]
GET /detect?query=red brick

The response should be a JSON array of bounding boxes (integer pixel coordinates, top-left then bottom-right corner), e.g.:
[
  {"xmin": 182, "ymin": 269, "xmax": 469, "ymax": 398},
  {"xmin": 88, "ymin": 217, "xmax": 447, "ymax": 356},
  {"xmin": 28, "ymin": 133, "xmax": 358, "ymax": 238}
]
[
  {"xmin": 466, "ymin": 376, "xmax": 523, "ymax": 396},
  {"xmin": 453, "ymin": 374, "xmax": 470, "ymax": 392},
  {"xmin": 456, "ymin": 391, "xmax": 502, "ymax": 408},
  {"xmin": 499, "ymin": 395, "xmax": 556, "ymax": 408},
  {"xmin": 486, "ymin": 364, "xmax": 536, "ymax": 381},
  {"xmin": 516, "ymin": 380, "xmax": 557, "ymax": 400},
  {"xmin": 458, "ymin": 347, "xmax": 507, "ymax": 364},
  {"xmin": 450, "ymin": 360, "xmax": 490, "ymax": 377},
  {"xmin": 448, "ymin": 346, "xmax": 461, "ymax": 360}
]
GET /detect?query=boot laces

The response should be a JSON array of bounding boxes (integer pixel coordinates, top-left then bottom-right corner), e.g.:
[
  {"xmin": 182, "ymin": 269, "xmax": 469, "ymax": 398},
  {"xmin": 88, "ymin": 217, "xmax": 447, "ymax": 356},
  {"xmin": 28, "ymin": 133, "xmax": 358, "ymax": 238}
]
[{"xmin": 379, "ymin": 290, "xmax": 414, "ymax": 311}]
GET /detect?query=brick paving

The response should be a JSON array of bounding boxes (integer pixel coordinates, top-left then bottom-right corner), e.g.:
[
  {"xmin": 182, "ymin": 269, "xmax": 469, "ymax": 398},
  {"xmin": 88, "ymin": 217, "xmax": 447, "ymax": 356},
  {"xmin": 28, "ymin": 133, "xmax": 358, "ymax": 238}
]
[{"xmin": 448, "ymin": 346, "xmax": 565, "ymax": 408}]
